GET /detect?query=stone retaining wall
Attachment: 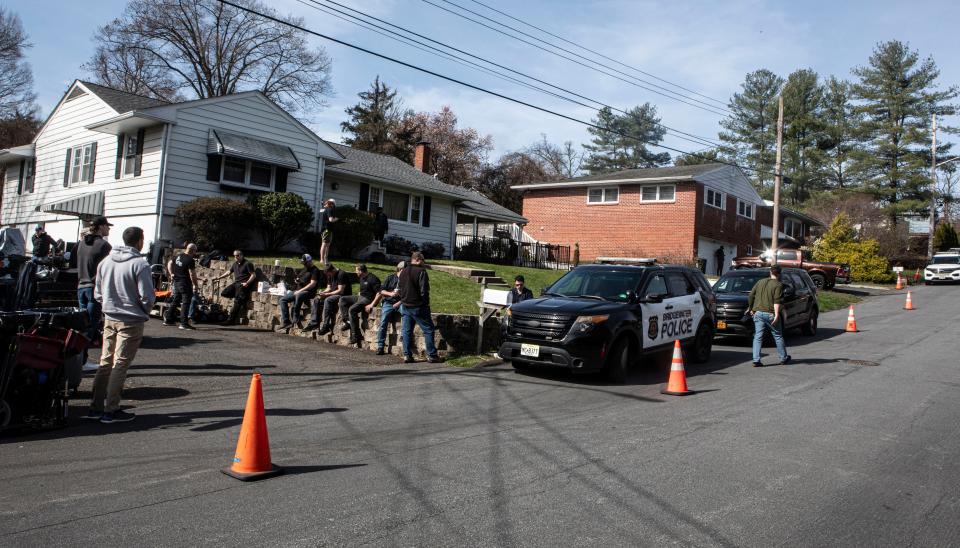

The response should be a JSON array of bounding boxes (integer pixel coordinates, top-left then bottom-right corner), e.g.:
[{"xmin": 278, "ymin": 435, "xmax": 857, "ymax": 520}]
[{"xmin": 194, "ymin": 260, "xmax": 501, "ymax": 357}]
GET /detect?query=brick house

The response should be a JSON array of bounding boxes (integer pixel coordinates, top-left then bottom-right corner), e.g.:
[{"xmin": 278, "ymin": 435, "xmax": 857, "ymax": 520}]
[{"xmin": 512, "ymin": 164, "xmax": 764, "ymax": 275}]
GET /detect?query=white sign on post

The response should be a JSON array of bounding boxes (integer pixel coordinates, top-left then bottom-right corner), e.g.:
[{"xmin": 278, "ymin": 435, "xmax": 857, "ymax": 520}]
[{"xmin": 892, "ymin": 266, "xmax": 904, "ymax": 272}]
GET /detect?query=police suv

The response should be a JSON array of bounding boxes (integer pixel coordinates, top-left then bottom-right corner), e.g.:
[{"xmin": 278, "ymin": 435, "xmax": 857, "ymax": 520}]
[
  {"xmin": 924, "ymin": 249, "xmax": 960, "ymax": 284},
  {"xmin": 498, "ymin": 261, "xmax": 716, "ymax": 382}
]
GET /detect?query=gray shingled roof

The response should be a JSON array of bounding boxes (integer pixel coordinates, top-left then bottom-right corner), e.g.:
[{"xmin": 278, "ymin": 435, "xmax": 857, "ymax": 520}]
[
  {"xmin": 554, "ymin": 163, "xmax": 727, "ymax": 183},
  {"xmin": 327, "ymin": 143, "xmax": 527, "ymax": 224},
  {"xmin": 80, "ymin": 81, "xmax": 169, "ymax": 113}
]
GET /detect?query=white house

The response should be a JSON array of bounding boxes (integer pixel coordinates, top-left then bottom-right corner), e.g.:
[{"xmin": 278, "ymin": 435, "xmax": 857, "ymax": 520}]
[{"xmin": 0, "ymin": 80, "xmax": 525, "ymax": 257}]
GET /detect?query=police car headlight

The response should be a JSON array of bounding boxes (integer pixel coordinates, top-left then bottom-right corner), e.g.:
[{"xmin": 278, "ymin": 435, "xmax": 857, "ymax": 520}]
[{"xmin": 573, "ymin": 314, "xmax": 609, "ymax": 332}]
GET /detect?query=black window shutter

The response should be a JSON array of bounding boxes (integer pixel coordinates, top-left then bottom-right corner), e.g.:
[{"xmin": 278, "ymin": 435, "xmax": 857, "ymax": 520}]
[
  {"xmin": 205, "ymin": 156, "xmax": 221, "ymax": 181},
  {"xmin": 63, "ymin": 148, "xmax": 72, "ymax": 187},
  {"xmin": 27, "ymin": 158, "xmax": 36, "ymax": 193},
  {"xmin": 133, "ymin": 128, "xmax": 145, "ymax": 176},
  {"xmin": 358, "ymin": 183, "xmax": 369, "ymax": 211},
  {"xmin": 87, "ymin": 142, "xmax": 98, "ymax": 183},
  {"xmin": 422, "ymin": 195, "xmax": 431, "ymax": 227},
  {"xmin": 275, "ymin": 168, "xmax": 288, "ymax": 193},
  {"xmin": 17, "ymin": 159, "xmax": 24, "ymax": 195},
  {"xmin": 114, "ymin": 134, "xmax": 124, "ymax": 179}
]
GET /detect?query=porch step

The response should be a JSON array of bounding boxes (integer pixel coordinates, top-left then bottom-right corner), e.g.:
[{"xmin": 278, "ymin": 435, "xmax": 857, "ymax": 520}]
[{"xmin": 471, "ymin": 275, "xmax": 507, "ymax": 286}]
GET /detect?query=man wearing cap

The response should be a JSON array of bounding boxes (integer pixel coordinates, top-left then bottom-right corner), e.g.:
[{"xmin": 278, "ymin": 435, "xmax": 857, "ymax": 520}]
[
  {"xmin": 319, "ymin": 198, "xmax": 337, "ymax": 265},
  {"xmin": 366, "ymin": 261, "xmax": 404, "ymax": 355},
  {"xmin": 31, "ymin": 224, "xmax": 56, "ymax": 261},
  {"xmin": 277, "ymin": 254, "xmax": 322, "ymax": 331},
  {"xmin": 163, "ymin": 243, "xmax": 200, "ymax": 330},
  {"xmin": 77, "ymin": 216, "xmax": 113, "ymax": 342}
]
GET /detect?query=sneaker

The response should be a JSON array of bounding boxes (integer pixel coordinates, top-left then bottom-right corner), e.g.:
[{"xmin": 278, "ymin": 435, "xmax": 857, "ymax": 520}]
[
  {"xmin": 303, "ymin": 322, "xmax": 319, "ymax": 331},
  {"xmin": 780, "ymin": 355, "xmax": 792, "ymax": 365},
  {"xmin": 278, "ymin": 321, "xmax": 293, "ymax": 330},
  {"xmin": 162, "ymin": 321, "xmax": 176, "ymax": 327},
  {"xmin": 375, "ymin": 349, "xmax": 386, "ymax": 356},
  {"xmin": 426, "ymin": 356, "xmax": 445, "ymax": 364},
  {"xmin": 348, "ymin": 337, "xmax": 358, "ymax": 345},
  {"xmin": 81, "ymin": 409, "xmax": 103, "ymax": 421},
  {"xmin": 403, "ymin": 355, "xmax": 415, "ymax": 364},
  {"xmin": 100, "ymin": 409, "xmax": 135, "ymax": 423},
  {"xmin": 179, "ymin": 324, "xmax": 196, "ymax": 330},
  {"xmin": 340, "ymin": 322, "xmax": 351, "ymax": 332},
  {"xmin": 317, "ymin": 325, "xmax": 331, "ymax": 336},
  {"xmin": 752, "ymin": 361, "xmax": 763, "ymax": 367}
]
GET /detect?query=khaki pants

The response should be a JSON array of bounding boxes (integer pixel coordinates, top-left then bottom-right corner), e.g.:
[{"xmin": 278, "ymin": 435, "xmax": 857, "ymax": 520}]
[{"xmin": 91, "ymin": 320, "xmax": 145, "ymax": 413}]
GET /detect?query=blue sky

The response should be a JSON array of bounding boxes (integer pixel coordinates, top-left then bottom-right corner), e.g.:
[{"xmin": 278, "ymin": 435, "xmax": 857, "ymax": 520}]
[{"xmin": 8, "ymin": 0, "xmax": 959, "ymax": 158}]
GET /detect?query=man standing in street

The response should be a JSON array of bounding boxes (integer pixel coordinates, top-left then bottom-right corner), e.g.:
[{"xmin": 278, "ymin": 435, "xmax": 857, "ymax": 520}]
[
  {"xmin": 367, "ymin": 261, "xmax": 403, "ymax": 355},
  {"xmin": 318, "ymin": 199, "xmax": 337, "ymax": 265},
  {"xmin": 508, "ymin": 275, "xmax": 533, "ymax": 304},
  {"xmin": 747, "ymin": 265, "xmax": 791, "ymax": 367},
  {"xmin": 31, "ymin": 225, "xmax": 56, "ymax": 260},
  {"xmin": 213, "ymin": 250, "xmax": 257, "ymax": 326},
  {"xmin": 338, "ymin": 263, "xmax": 380, "ymax": 345},
  {"xmin": 398, "ymin": 252, "xmax": 443, "ymax": 364},
  {"xmin": 304, "ymin": 263, "xmax": 351, "ymax": 334},
  {"xmin": 373, "ymin": 206, "xmax": 388, "ymax": 244},
  {"xmin": 277, "ymin": 254, "xmax": 321, "ymax": 331},
  {"xmin": 85, "ymin": 226, "xmax": 155, "ymax": 424},
  {"xmin": 77, "ymin": 216, "xmax": 113, "ymax": 343},
  {"xmin": 163, "ymin": 243, "xmax": 199, "ymax": 330}
]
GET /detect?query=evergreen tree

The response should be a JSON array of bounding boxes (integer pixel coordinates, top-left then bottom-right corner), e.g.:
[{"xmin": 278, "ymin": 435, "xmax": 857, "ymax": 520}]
[
  {"xmin": 719, "ymin": 69, "xmax": 784, "ymax": 192},
  {"xmin": 819, "ymin": 77, "xmax": 861, "ymax": 190},
  {"xmin": 932, "ymin": 222, "xmax": 959, "ymax": 251},
  {"xmin": 850, "ymin": 40, "xmax": 958, "ymax": 222},
  {"xmin": 673, "ymin": 148, "xmax": 723, "ymax": 167},
  {"xmin": 781, "ymin": 69, "xmax": 826, "ymax": 205},
  {"xmin": 582, "ymin": 104, "xmax": 670, "ymax": 174},
  {"xmin": 340, "ymin": 76, "xmax": 408, "ymax": 158}
]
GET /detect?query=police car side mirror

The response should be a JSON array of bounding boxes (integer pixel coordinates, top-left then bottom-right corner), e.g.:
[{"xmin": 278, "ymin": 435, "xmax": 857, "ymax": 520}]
[{"xmin": 639, "ymin": 293, "xmax": 665, "ymax": 304}]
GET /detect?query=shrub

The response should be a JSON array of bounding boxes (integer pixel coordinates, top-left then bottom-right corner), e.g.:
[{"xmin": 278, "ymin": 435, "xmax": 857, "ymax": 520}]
[
  {"xmin": 330, "ymin": 205, "xmax": 375, "ymax": 259},
  {"xmin": 173, "ymin": 197, "xmax": 255, "ymax": 251},
  {"xmin": 420, "ymin": 241, "xmax": 446, "ymax": 259},
  {"xmin": 813, "ymin": 214, "xmax": 893, "ymax": 283},
  {"xmin": 384, "ymin": 235, "xmax": 418, "ymax": 256},
  {"xmin": 933, "ymin": 222, "xmax": 959, "ymax": 251},
  {"xmin": 253, "ymin": 192, "xmax": 314, "ymax": 251}
]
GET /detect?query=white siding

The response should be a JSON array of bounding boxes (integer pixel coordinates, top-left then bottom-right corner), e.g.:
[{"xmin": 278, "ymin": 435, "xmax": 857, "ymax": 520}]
[
  {"xmin": 1, "ymin": 88, "xmax": 162, "ymax": 240},
  {"xmin": 324, "ymin": 174, "xmax": 454, "ymax": 252},
  {"xmin": 158, "ymin": 94, "xmax": 324, "ymax": 239}
]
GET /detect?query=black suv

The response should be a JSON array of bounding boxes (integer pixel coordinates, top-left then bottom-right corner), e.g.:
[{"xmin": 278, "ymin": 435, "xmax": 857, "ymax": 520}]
[
  {"xmin": 499, "ymin": 264, "xmax": 717, "ymax": 382},
  {"xmin": 712, "ymin": 267, "xmax": 819, "ymax": 338}
]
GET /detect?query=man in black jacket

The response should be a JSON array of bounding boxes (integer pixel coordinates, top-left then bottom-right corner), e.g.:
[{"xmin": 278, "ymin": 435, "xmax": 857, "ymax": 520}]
[
  {"xmin": 76, "ymin": 216, "xmax": 113, "ymax": 342},
  {"xmin": 398, "ymin": 252, "xmax": 442, "ymax": 363},
  {"xmin": 373, "ymin": 207, "xmax": 388, "ymax": 244},
  {"xmin": 163, "ymin": 243, "xmax": 200, "ymax": 329},
  {"xmin": 213, "ymin": 250, "xmax": 257, "ymax": 326},
  {"xmin": 305, "ymin": 264, "xmax": 352, "ymax": 334},
  {"xmin": 508, "ymin": 275, "xmax": 534, "ymax": 304},
  {"xmin": 338, "ymin": 263, "xmax": 380, "ymax": 345},
  {"xmin": 31, "ymin": 225, "xmax": 56, "ymax": 260}
]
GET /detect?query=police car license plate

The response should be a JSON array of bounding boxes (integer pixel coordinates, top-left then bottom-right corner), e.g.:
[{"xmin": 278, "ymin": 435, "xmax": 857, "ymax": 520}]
[
  {"xmin": 717, "ymin": 320, "xmax": 727, "ymax": 329},
  {"xmin": 520, "ymin": 344, "xmax": 540, "ymax": 358}
]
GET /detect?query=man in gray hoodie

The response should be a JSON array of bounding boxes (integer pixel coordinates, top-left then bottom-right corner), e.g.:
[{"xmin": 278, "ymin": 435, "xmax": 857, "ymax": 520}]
[{"xmin": 85, "ymin": 226, "xmax": 155, "ymax": 424}]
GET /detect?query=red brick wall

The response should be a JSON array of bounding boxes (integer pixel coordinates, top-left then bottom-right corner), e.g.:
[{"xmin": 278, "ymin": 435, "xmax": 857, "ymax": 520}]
[
  {"xmin": 695, "ymin": 186, "xmax": 761, "ymax": 257},
  {"xmin": 521, "ymin": 183, "xmax": 699, "ymax": 262}
]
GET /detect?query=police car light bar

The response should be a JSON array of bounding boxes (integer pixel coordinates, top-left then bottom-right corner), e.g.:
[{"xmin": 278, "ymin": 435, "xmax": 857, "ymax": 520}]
[{"xmin": 595, "ymin": 257, "xmax": 658, "ymax": 265}]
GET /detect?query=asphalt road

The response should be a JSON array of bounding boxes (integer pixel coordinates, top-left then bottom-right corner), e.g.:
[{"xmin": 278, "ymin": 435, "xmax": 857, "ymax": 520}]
[{"xmin": 2, "ymin": 284, "xmax": 959, "ymax": 547}]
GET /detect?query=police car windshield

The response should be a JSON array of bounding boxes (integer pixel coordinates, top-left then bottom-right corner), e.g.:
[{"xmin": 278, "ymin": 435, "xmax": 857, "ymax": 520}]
[
  {"xmin": 713, "ymin": 273, "xmax": 767, "ymax": 293},
  {"xmin": 931, "ymin": 256, "xmax": 960, "ymax": 264},
  {"xmin": 546, "ymin": 269, "xmax": 644, "ymax": 302}
]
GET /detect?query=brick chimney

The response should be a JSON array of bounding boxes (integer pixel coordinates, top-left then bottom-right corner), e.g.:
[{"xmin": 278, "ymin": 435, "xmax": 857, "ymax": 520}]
[{"xmin": 413, "ymin": 141, "xmax": 432, "ymax": 173}]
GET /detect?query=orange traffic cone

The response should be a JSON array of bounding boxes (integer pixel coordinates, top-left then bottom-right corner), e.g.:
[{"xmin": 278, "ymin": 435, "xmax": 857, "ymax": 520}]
[
  {"xmin": 913, "ymin": 268, "xmax": 921, "ymax": 283},
  {"xmin": 895, "ymin": 273, "xmax": 903, "ymax": 290},
  {"xmin": 222, "ymin": 373, "xmax": 283, "ymax": 481},
  {"xmin": 845, "ymin": 305, "xmax": 859, "ymax": 333},
  {"xmin": 661, "ymin": 340, "xmax": 694, "ymax": 396},
  {"xmin": 904, "ymin": 291, "xmax": 915, "ymax": 311}
]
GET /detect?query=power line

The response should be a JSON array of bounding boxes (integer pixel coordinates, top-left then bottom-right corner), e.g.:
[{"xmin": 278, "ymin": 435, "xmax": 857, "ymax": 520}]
[
  {"xmin": 215, "ymin": 0, "xmax": 761, "ymax": 176},
  {"xmin": 307, "ymin": 0, "xmax": 724, "ymax": 149},
  {"xmin": 465, "ymin": 0, "xmax": 729, "ymax": 108},
  {"xmin": 421, "ymin": 0, "xmax": 731, "ymax": 117}
]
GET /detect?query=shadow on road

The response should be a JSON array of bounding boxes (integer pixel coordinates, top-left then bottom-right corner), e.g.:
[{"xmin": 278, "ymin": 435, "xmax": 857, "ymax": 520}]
[
  {"xmin": 282, "ymin": 464, "xmax": 367, "ymax": 476},
  {"xmin": 138, "ymin": 336, "xmax": 223, "ymax": 349}
]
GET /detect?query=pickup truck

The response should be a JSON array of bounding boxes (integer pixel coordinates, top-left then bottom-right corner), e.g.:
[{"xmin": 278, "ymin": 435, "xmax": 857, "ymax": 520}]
[{"xmin": 731, "ymin": 249, "xmax": 849, "ymax": 289}]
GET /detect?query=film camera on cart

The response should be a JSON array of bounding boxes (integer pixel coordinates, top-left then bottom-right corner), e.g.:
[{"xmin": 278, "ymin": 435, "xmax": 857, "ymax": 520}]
[{"xmin": 0, "ymin": 227, "xmax": 87, "ymax": 431}]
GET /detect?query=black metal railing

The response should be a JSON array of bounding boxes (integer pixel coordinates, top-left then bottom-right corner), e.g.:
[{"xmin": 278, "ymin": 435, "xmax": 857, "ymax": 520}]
[{"xmin": 453, "ymin": 234, "xmax": 571, "ymax": 270}]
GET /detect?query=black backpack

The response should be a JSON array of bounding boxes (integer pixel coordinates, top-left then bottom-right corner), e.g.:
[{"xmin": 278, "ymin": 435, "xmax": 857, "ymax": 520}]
[{"xmin": 198, "ymin": 249, "xmax": 224, "ymax": 268}]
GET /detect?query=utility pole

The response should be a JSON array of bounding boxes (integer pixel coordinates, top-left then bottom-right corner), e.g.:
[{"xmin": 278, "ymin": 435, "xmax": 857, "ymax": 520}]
[
  {"xmin": 771, "ymin": 95, "xmax": 784, "ymax": 265},
  {"xmin": 928, "ymin": 113, "xmax": 937, "ymax": 260}
]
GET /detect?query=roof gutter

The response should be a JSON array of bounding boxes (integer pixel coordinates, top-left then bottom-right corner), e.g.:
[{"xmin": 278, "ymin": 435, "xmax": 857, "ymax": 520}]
[{"xmin": 511, "ymin": 174, "xmax": 695, "ymax": 191}]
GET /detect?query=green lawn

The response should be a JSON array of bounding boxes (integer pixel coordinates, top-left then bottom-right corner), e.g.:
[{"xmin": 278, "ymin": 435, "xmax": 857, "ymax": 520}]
[
  {"xmin": 817, "ymin": 290, "xmax": 861, "ymax": 312},
  {"xmin": 431, "ymin": 260, "xmax": 567, "ymax": 295}
]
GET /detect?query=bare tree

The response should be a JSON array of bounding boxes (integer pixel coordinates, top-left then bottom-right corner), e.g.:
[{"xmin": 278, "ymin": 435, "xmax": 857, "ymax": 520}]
[
  {"xmin": 0, "ymin": 7, "xmax": 36, "ymax": 118},
  {"xmin": 83, "ymin": 0, "xmax": 333, "ymax": 114},
  {"xmin": 524, "ymin": 134, "xmax": 583, "ymax": 180}
]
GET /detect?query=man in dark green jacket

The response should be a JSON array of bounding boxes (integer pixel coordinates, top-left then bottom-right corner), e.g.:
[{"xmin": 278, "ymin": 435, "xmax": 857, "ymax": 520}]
[{"xmin": 747, "ymin": 265, "xmax": 791, "ymax": 367}]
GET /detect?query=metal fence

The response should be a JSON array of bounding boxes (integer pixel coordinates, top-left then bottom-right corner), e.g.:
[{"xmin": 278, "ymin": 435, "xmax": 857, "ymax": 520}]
[{"xmin": 454, "ymin": 234, "xmax": 572, "ymax": 270}]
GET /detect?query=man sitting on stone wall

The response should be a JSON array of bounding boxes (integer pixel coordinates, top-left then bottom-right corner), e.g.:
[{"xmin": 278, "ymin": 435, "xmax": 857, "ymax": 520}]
[
  {"xmin": 304, "ymin": 264, "xmax": 352, "ymax": 334},
  {"xmin": 337, "ymin": 263, "xmax": 381, "ymax": 346},
  {"xmin": 277, "ymin": 254, "xmax": 322, "ymax": 332}
]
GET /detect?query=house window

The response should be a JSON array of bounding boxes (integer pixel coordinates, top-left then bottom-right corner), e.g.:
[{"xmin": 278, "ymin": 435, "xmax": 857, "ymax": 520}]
[
  {"xmin": 122, "ymin": 133, "xmax": 138, "ymax": 176},
  {"xmin": 220, "ymin": 156, "xmax": 275, "ymax": 189},
  {"xmin": 587, "ymin": 186, "xmax": 619, "ymax": 204},
  {"xmin": 737, "ymin": 199, "xmax": 754, "ymax": 219},
  {"xmin": 368, "ymin": 187, "xmax": 382, "ymax": 211},
  {"xmin": 410, "ymin": 195, "xmax": 422, "ymax": 224},
  {"xmin": 70, "ymin": 143, "xmax": 95, "ymax": 184},
  {"xmin": 784, "ymin": 218, "xmax": 804, "ymax": 238},
  {"xmin": 640, "ymin": 184, "xmax": 675, "ymax": 203},
  {"xmin": 375, "ymin": 186, "xmax": 423, "ymax": 223},
  {"xmin": 704, "ymin": 187, "xmax": 724, "ymax": 209},
  {"xmin": 746, "ymin": 245, "xmax": 753, "ymax": 256},
  {"xmin": 24, "ymin": 158, "xmax": 36, "ymax": 193}
]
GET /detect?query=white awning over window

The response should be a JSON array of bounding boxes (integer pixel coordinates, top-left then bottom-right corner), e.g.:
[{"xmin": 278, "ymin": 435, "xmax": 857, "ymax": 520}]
[
  {"xmin": 41, "ymin": 191, "xmax": 105, "ymax": 218},
  {"xmin": 207, "ymin": 129, "xmax": 300, "ymax": 171}
]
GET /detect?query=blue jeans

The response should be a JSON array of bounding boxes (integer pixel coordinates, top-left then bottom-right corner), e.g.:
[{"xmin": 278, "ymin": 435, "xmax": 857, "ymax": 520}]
[
  {"xmin": 279, "ymin": 291, "xmax": 313, "ymax": 324},
  {"xmin": 376, "ymin": 302, "xmax": 400, "ymax": 350},
  {"xmin": 400, "ymin": 304, "xmax": 438, "ymax": 359},
  {"xmin": 752, "ymin": 311, "xmax": 788, "ymax": 363},
  {"xmin": 77, "ymin": 287, "xmax": 100, "ymax": 340}
]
